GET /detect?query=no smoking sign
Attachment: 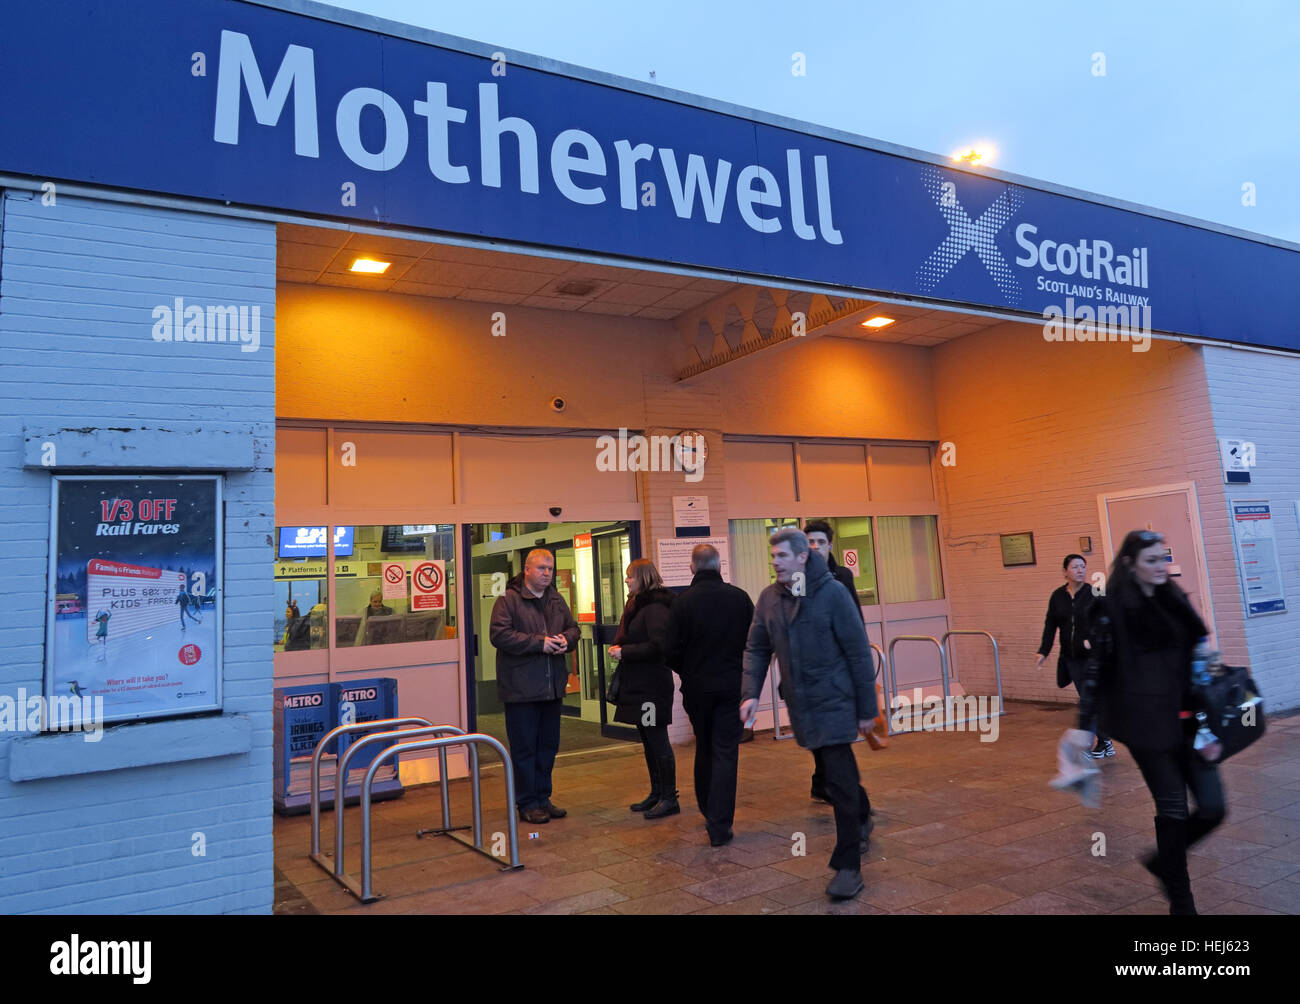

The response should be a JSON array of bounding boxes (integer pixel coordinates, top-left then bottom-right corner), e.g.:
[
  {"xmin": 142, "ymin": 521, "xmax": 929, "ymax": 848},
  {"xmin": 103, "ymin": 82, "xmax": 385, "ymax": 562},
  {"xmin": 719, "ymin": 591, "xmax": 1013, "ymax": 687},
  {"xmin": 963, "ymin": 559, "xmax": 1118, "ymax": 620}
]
[
  {"xmin": 412, "ymin": 560, "xmax": 446, "ymax": 610},
  {"xmin": 381, "ymin": 561, "xmax": 408, "ymax": 601}
]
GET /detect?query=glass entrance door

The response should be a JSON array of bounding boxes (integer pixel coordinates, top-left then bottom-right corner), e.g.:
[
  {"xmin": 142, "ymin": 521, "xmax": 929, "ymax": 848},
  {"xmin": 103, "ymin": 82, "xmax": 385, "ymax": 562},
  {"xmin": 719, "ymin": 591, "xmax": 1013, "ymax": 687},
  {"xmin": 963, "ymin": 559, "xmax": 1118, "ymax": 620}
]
[
  {"xmin": 591, "ymin": 526, "xmax": 637, "ymax": 740},
  {"xmin": 465, "ymin": 520, "xmax": 639, "ymax": 753}
]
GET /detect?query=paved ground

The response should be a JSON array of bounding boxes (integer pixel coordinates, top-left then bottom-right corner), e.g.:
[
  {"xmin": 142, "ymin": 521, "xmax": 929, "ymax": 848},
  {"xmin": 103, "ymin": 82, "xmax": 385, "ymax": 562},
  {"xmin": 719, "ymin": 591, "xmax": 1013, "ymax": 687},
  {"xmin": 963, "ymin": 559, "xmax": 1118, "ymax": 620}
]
[{"xmin": 273, "ymin": 702, "xmax": 1300, "ymax": 915}]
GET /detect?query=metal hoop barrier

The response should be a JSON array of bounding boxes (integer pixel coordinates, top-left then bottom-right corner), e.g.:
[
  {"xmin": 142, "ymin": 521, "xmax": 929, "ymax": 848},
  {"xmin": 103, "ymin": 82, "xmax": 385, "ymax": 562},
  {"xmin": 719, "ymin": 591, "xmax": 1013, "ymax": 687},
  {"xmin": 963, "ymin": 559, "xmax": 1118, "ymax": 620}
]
[
  {"xmin": 870, "ymin": 642, "xmax": 886, "ymax": 702},
  {"xmin": 357, "ymin": 734, "xmax": 522, "ymax": 902},
  {"xmin": 310, "ymin": 717, "xmax": 435, "ymax": 859},
  {"xmin": 940, "ymin": 630, "xmax": 1006, "ymax": 729},
  {"xmin": 886, "ymin": 635, "xmax": 948, "ymax": 736},
  {"xmin": 327, "ymin": 724, "xmax": 475, "ymax": 880},
  {"xmin": 768, "ymin": 658, "xmax": 793, "ymax": 742}
]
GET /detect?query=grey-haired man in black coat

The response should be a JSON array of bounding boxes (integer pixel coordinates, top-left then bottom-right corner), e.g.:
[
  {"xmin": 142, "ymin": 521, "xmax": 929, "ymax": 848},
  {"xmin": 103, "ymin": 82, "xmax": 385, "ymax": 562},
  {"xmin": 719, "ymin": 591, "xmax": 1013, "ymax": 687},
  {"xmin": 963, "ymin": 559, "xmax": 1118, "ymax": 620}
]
[{"xmin": 740, "ymin": 527, "xmax": 878, "ymax": 900}]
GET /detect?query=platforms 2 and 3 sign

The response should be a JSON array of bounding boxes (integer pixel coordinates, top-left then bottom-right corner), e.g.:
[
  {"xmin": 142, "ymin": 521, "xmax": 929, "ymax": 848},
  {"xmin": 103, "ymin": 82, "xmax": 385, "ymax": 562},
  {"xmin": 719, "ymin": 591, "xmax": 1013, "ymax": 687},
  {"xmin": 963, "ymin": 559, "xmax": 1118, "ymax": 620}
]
[{"xmin": 46, "ymin": 476, "xmax": 222, "ymax": 723}]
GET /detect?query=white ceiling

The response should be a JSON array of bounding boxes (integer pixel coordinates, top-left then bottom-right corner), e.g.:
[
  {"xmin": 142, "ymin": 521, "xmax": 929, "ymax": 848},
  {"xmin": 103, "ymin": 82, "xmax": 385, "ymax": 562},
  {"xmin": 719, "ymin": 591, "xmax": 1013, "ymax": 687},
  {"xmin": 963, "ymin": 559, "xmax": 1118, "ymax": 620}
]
[
  {"xmin": 277, "ymin": 223, "xmax": 1011, "ymax": 345},
  {"xmin": 277, "ymin": 223, "xmax": 733, "ymax": 319}
]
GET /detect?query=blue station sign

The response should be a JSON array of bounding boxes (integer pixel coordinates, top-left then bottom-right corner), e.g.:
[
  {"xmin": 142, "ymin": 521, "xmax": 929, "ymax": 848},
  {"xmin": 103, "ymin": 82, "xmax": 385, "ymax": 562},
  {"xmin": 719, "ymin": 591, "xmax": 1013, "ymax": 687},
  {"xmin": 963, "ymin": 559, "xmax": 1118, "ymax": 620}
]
[{"xmin": 1, "ymin": 0, "xmax": 1297, "ymax": 350}]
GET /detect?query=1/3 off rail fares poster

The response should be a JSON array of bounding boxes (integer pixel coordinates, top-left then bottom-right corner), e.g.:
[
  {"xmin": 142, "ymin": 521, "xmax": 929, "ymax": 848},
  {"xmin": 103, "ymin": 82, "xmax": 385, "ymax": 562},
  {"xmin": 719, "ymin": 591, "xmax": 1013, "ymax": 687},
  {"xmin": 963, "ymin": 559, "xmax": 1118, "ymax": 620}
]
[{"xmin": 47, "ymin": 477, "xmax": 222, "ymax": 723}]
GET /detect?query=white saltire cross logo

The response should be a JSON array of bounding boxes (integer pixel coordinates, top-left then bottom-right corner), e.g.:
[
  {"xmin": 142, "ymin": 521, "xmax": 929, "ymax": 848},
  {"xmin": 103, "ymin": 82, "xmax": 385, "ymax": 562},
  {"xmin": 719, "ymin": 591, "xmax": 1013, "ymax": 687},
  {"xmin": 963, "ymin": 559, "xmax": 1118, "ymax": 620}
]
[{"xmin": 915, "ymin": 167, "xmax": 1024, "ymax": 306}]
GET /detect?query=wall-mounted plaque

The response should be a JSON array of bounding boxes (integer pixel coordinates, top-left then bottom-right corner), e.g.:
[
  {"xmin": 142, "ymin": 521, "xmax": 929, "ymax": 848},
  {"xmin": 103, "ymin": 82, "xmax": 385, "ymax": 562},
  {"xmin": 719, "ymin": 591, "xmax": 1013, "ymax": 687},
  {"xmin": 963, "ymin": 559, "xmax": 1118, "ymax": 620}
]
[{"xmin": 1000, "ymin": 531, "xmax": 1036, "ymax": 567}]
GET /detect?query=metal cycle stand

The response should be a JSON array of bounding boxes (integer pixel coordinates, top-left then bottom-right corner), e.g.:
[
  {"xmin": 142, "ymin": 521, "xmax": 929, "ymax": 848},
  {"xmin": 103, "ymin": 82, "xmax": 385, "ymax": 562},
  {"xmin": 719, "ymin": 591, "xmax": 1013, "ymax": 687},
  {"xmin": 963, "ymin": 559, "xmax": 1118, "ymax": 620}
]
[
  {"xmin": 940, "ymin": 629, "xmax": 1006, "ymax": 729},
  {"xmin": 768, "ymin": 658, "xmax": 793, "ymax": 741},
  {"xmin": 309, "ymin": 716, "xmax": 435, "ymax": 868},
  {"xmin": 330, "ymin": 724, "xmax": 476, "ymax": 882},
  {"xmin": 886, "ymin": 635, "xmax": 948, "ymax": 736},
  {"xmin": 357, "ymin": 733, "xmax": 523, "ymax": 903}
]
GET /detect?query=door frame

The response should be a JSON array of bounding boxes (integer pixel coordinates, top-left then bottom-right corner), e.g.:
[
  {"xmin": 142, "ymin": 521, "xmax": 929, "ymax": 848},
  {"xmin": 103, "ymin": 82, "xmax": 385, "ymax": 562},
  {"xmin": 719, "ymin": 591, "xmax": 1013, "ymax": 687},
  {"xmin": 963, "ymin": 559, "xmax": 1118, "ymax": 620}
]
[
  {"xmin": 590, "ymin": 523, "xmax": 641, "ymax": 741},
  {"xmin": 1097, "ymin": 481, "xmax": 1218, "ymax": 644}
]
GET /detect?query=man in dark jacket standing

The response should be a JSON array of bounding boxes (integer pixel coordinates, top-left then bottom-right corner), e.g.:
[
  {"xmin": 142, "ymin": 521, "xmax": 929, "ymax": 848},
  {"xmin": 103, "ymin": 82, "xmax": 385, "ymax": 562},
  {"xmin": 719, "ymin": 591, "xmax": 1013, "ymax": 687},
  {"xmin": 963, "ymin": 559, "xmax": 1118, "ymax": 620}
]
[
  {"xmin": 741, "ymin": 528, "xmax": 878, "ymax": 900},
  {"xmin": 1037, "ymin": 553, "xmax": 1112, "ymax": 758},
  {"xmin": 489, "ymin": 548, "xmax": 581, "ymax": 824},
  {"xmin": 666, "ymin": 543, "xmax": 755, "ymax": 847}
]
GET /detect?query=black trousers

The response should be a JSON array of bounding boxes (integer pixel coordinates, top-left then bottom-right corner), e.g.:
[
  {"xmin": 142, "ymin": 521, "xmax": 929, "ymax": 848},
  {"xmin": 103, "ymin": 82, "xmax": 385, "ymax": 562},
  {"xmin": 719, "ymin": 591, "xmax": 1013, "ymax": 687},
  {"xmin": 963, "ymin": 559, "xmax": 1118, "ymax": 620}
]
[
  {"xmin": 811, "ymin": 747, "xmax": 871, "ymax": 819},
  {"xmin": 1064, "ymin": 657, "xmax": 1108, "ymax": 741},
  {"xmin": 684, "ymin": 690, "xmax": 741, "ymax": 840},
  {"xmin": 816, "ymin": 743, "xmax": 865, "ymax": 872},
  {"xmin": 1129, "ymin": 733, "xmax": 1226, "ymax": 829},
  {"xmin": 502, "ymin": 698, "xmax": 562, "ymax": 811}
]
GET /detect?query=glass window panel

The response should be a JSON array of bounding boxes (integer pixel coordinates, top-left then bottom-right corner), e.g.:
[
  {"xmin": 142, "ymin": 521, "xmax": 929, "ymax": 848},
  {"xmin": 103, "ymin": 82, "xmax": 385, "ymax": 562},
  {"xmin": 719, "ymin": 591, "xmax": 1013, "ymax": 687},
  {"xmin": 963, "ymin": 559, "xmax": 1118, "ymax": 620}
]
[
  {"xmin": 274, "ymin": 525, "xmax": 329, "ymax": 652},
  {"xmin": 877, "ymin": 515, "xmax": 944, "ymax": 603},
  {"xmin": 807, "ymin": 515, "xmax": 879, "ymax": 606},
  {"xmin": 728, "ymin": 517, "xmax": 798, "ymax": 602},
  {"xmin": 335, "ymin": 524, "xmax": 458, "ymax": 647}
]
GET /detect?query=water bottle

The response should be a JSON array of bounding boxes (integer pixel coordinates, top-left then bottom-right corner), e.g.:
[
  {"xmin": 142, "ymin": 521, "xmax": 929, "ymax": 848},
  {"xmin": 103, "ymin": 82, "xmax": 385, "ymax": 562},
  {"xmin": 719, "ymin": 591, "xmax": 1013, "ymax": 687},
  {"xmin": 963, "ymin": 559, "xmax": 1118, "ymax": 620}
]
[
  {"xmin": 1191, "ymin": 638, "xmax": 1211, "ymax": 687},
  {"xmin": 1193, "ymin": 711, "xmax": 1222, "ymax": 762}
]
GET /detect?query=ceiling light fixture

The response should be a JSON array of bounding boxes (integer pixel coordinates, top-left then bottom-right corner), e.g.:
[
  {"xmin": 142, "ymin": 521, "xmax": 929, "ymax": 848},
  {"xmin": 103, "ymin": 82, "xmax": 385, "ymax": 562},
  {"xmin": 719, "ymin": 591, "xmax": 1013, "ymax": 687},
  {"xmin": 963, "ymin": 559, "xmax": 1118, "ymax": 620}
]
[
  {"xmin": 861, "ymin": 316, "xmax": 895, "ymax": 328},
  {"xmin": 350, "ymin": 257, "xmax": 391, "ymax": 274}
]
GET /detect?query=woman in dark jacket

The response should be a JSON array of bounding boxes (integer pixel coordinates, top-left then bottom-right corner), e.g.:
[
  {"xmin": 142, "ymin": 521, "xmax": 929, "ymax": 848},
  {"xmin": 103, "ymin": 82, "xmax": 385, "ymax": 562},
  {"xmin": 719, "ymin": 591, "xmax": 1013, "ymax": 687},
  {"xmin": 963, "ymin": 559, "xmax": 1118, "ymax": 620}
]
[
  {"xmin": 1080, "ymin": 529, "xmax": 1225, "ymax": 915},
  {"xmin": 609, "ymin": 558, "xmax": 678, "ymax": 819}
]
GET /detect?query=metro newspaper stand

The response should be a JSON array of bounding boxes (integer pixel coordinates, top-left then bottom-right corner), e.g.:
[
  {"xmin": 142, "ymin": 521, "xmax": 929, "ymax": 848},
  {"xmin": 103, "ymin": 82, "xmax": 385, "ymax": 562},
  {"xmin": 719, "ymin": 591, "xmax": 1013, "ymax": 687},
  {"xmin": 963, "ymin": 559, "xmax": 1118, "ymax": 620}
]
[{"xmin": 273, "ymin": 679, "xmax": 403, "ymax": 813}]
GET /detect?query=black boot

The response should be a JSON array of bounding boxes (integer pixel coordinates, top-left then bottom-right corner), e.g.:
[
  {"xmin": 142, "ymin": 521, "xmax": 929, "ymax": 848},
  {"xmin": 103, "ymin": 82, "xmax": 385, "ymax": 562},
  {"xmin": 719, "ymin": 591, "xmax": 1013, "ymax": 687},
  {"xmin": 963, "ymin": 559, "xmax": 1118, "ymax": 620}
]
[
  {"xmin": 644, "ymin": 754, "xmax": 680, "ymax": 819},
  {"xmin": 630, "ymin": 744, "xmax": 661, "ymax": 812},
  {"xmin": 1153, "ymin": 815, "xmax": 1197, "ymax": 915}
]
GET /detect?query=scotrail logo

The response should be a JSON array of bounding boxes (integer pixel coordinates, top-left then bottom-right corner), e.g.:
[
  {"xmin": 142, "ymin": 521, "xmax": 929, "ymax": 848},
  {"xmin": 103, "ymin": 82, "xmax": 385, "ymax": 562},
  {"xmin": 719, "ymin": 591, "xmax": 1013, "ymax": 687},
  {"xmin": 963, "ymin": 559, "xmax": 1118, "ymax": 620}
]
[{"xmin": 916, "ymin": 167, "xmax": 1025, "ymax": 306}]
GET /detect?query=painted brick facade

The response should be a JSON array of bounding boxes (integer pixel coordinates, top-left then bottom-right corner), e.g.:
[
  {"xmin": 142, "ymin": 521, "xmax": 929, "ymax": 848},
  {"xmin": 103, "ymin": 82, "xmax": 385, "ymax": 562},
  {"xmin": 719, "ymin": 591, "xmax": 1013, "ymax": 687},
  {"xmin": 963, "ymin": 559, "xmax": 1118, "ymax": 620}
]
[
  {"xmin": 1202, "ymin": 345, "xmax": 1300, "ymax": 711},
  {"xmin": 0, "ymin": 192, "xmax": 276, "ymax": 914},
  {"xmin": 931, "ymin": 323, "xmax": 1260, "ymax": 708}
]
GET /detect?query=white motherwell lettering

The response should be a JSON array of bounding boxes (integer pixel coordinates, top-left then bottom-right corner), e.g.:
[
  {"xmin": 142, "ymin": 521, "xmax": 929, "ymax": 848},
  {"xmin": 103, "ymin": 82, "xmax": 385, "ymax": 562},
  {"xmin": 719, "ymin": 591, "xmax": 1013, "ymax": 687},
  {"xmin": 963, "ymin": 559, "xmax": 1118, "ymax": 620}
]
[
  {"xmin": 736, "ymin": 165, "xmax": 782, "ymax": 233},
  {"xmin": 412, "ymin": 82, "xmax": 470, "ymax": 183},
  {"xmin": 478, "ymin": 83, "xmax": 539, "ymax": 193},
  {"xmin": 213, "ymin": 30, "xmax": 319, "ymax": 157},
  {"xmin": 785, "ymin": 149, "xmax": 815, "ymax": 240},
  {"xmin": 614, "ymin": 140, "xmax": 655, "ymax": 210},
  {"xmin": 336, "ymin": 87, "xmax": 409, "ymax": 170},
  {"xmin": 551, "ymin": 129, "xmax": 607, "ymax": 205},
  {"xmin": 813, "ymin": 155, "xmax": 842, "ymax": 244},
  {"xmin": 657, "ymin": 149, "xmax": 731, "ymax": 223}
]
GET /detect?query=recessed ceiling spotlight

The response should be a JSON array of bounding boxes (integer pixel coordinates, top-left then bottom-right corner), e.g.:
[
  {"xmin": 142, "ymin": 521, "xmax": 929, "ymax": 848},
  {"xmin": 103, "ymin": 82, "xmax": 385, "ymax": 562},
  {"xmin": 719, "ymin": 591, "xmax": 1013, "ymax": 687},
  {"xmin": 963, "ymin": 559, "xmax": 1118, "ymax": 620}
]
[
  {"xmin": 861, "ymin": 316, "xmax": 895, "ymax": 328},
  {"xmin": 350, "ymin": 257, "xmax": 391, "ymax": 274}
]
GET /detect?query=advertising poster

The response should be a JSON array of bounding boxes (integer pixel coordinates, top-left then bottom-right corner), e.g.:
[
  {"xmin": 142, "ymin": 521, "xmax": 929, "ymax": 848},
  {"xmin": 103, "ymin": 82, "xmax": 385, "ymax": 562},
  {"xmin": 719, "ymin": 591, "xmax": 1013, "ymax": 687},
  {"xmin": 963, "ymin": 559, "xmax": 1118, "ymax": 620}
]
[
  {"xmin": 47, "ymin": 476, "xmax": 222, "ymax": 723},
  {"xmin": 1229, "ymin": 500, "xmax": 1287, "ymax": 615}
]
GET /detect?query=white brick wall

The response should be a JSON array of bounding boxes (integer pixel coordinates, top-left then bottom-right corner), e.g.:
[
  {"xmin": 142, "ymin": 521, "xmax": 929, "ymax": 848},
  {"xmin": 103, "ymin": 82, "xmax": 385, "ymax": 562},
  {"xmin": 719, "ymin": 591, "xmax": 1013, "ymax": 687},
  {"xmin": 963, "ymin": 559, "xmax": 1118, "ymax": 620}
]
[
  {"xmin": 932, "ymin": 324, "xmax": 1259, "ymax": 708},
  {"xmin": 0, "ymin": 192, "xmax": 276, "ymax": 913},
  {"xmin": 1202, "ymin": 345, "xmax": 1300, "ymax": 711}
]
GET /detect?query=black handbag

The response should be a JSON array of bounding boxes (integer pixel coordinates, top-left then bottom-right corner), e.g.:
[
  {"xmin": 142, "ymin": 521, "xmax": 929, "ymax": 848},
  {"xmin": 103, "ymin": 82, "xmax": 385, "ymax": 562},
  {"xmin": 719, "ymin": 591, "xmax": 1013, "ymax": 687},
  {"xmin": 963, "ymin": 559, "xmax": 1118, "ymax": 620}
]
[
  {"xmin": 606, "ymin": 667, "xmax": 623, "ymax": 705},
  {"xmin": 1197, "ymin": 665, "xmax": 1265, "ymax": 761}
]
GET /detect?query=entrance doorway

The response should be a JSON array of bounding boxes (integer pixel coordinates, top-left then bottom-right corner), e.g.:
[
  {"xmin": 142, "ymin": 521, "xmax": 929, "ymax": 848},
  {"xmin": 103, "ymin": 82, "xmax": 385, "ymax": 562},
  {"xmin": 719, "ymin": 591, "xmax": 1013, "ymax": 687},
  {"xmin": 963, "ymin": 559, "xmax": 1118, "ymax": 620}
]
[
  {"xmin": 465, "ymin": 520, "xmax": 640, "ymax": 754},
  {"xmin": 1099, "ymin": 482, "xmax": 1217, "ymax": 642}
]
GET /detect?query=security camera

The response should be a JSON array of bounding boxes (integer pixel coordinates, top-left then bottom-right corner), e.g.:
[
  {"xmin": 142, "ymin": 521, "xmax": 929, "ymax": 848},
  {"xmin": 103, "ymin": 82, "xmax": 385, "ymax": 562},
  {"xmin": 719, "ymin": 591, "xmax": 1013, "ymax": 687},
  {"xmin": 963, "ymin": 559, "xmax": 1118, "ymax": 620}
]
[
  {"xmin": 549, "ymin": 506, "xmax": 562, "ymax": 518},
  {"xmin": 550, "ymin": 396, "xmax": 567, "ymax": 413}
]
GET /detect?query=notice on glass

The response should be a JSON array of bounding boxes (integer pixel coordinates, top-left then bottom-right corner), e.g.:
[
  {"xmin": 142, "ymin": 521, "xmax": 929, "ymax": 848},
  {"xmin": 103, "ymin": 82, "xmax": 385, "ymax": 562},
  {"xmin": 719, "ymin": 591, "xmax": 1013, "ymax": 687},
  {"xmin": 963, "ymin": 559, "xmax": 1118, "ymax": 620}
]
[
  {"xmin": 656, "ymin": 537, "xmax": 732, "ymax": 587},
  {"xmin": 48, "ymin": 477, "xmax": 221, "ymax": 723},
  {"xmin": 1229, "ymin": 500, "xmax": 1286, "ymax": 615}
]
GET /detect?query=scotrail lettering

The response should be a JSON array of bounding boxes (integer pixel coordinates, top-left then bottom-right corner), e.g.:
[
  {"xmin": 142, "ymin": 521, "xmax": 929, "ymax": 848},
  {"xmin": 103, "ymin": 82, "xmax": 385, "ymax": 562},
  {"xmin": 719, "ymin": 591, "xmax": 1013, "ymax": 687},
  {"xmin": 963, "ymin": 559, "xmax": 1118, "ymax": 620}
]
[
  {"xmin": 212, "ymin": 31, "xmax": 842, "ymax": 243},
  {"xmin": 1015, "ymin": 223, "xmax": 1149, "ymax": 287}
]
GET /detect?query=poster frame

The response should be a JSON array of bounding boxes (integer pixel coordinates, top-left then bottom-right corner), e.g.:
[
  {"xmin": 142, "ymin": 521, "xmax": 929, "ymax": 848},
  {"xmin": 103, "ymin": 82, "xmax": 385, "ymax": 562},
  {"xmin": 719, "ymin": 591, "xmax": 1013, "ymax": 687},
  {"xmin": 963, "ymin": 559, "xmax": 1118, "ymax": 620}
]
[{"xmin": 44, "ymin": 474, "xmax": 224, "ymax": 726}]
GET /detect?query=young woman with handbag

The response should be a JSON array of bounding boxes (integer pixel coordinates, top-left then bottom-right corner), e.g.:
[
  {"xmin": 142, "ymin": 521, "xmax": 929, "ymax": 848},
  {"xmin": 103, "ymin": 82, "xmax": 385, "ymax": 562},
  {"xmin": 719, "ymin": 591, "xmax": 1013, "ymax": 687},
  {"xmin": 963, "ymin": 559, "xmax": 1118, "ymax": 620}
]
[
  {"xmin": 608, "ymin": 559, "xmax": 679, "ymax": 818},
  {"xmin": 1079, "ymin": 529, "xmax": 1227, "ymax": 915}
]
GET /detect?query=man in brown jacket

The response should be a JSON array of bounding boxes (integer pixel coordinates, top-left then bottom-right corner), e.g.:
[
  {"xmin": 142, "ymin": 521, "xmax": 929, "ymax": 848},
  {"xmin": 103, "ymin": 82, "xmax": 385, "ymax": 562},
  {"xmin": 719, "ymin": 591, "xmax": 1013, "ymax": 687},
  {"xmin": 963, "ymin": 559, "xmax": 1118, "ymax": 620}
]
[{"xmin": 489, "ymin": 548, "xmax": 581, "ymax": 824}]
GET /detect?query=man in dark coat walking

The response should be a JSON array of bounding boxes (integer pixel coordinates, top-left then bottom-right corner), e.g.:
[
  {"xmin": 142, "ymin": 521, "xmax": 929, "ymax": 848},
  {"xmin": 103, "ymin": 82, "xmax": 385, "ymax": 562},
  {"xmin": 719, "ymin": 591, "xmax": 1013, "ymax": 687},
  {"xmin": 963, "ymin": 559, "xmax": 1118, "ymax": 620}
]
[
  {"xmin": 489, "ymin": 548, "xmax": 580, "ymax": 824},
  {"xmin": 803, "ymin": 519, "xmax": 873, "ymax": 831},
  {"xmin": 666, "ymin": 543, "xmax": 755, "ymax": 846},
  {"xmin": 1037, "ymin": 553, "xmax": 1112, "ymax": 758},
  {"xmin": 741, "ymin": 527, "xmax": 878, "ymax": 900}
]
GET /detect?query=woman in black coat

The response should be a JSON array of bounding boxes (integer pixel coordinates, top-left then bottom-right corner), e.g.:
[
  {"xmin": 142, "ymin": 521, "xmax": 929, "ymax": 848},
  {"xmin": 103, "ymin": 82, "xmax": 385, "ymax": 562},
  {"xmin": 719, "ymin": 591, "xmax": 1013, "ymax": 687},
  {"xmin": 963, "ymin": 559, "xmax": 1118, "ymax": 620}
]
[
  {"xmin": 608, "ymin": 558, "xmax": 678, "ymax": 819},
  {"xmin": 1080, "ymin": 529, "xmax": 1225, "ymax": 915}
]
